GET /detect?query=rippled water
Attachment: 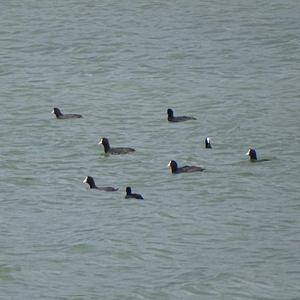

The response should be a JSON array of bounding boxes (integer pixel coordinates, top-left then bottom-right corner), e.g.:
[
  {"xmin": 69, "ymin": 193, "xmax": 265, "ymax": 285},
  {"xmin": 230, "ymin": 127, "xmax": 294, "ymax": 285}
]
[{"xmin": 1, "ymin": 1, "xmax": 300, "ymax": 299}]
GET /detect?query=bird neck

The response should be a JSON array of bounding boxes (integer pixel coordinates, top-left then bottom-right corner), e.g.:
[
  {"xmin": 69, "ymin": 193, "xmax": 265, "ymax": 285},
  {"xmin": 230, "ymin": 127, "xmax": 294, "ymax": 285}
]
[
  {"xmin": 103, "ymin": 142, "xmax": 110, "ymax": 153},
  {"xmin": 89, "ymin": 179, "xmax": 97, "ymax": 189},
  {"xmin": 55, "ymin": 110, "xmax": 63, "ymax": 117},
  {"xmin": 171, "ymin": 164, "xmax": 177, "ymax": 173}
]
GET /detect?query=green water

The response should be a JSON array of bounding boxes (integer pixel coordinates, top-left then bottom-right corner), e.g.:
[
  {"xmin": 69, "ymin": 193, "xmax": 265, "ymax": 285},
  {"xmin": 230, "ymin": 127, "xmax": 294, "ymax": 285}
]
[{"xmin": 0, "ymin": 1, "xmax": 299, "ymax": 299}]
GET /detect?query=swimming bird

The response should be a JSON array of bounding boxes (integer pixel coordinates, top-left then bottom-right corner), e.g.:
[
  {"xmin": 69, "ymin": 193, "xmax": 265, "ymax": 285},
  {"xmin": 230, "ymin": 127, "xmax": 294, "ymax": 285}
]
[
  {"xmin": 167, "ymin": 108, "xmax": 196, "ymax": 122},
  {"xmin": 246, "ymin": 148, "xmax": 257, "ymax": 161},
  {"xmin": 205, "ymin": 137, "xmax": 212, "ymax": 149},
  {"xmin": 168, "ymin": 160, "xmax": 205, "ymax": 174},
  {"xmin": 246, "ymin": 148, "xmax": 270, "ymax": 162},
  {"xmin": 99, "ymin": 137, "xmax": 135, "ymax": 155},
  {"xmin": 52, "ymin": 107, "xmax": 82, "ymax": 119},
  {"xmin": 83, "ymin": 176, "xmax": 118, "ymax": 192},
  {"xmin": 125, "ymin": 186, "xmax": 144, "ymax": 200}
]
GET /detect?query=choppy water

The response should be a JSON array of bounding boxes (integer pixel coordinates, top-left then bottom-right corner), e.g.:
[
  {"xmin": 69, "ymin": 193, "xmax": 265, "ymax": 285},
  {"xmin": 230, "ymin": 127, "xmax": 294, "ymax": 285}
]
[{"xmin": 1, "ymin": 1, "xmax": 300, "ymax": 299}]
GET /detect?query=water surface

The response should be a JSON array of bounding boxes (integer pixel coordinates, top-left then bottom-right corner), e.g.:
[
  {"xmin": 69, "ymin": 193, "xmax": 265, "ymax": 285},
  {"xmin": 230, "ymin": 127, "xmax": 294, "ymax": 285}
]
[{"xmin": 1, "ymin": 1, "xmax": 300, "ymax": 299}]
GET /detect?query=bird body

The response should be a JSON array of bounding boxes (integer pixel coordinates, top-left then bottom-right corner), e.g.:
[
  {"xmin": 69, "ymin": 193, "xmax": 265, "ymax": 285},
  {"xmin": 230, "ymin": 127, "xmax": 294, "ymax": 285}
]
[
  {"xmin": 168, "ymin": 160, "xmax": 204, "ymax": 174},
  {"xmin": 167, "ymin": 108, "xmax": 196, "ymax": 122},
  {"xmin": 246, "ymin": 148, "xmax": 270, "ymax": 162},
  {"xmin": 52, "ymin": 107, "xmax": 82, "ymax": 119},
  {"xmin": 125, "ymin": 187, "xmax": 144, "ymax": 200},
  {"xmin": 99, "ymin": 137, "xmax": 135, "ymax": 155},
  {"xmin": 83, "ymin": 176, "xmax": 118, "ymax": 192}
]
